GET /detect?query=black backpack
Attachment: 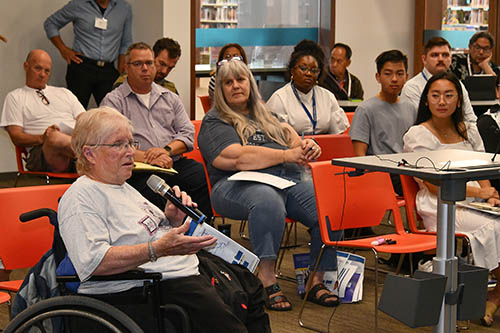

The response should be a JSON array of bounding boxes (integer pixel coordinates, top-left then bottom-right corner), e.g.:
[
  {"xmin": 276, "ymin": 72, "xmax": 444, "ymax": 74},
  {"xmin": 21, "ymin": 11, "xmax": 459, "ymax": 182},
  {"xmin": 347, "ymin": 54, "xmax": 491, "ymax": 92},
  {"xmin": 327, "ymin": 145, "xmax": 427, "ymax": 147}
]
[{"xmin": 196, "ymin": 250, "xmax": 270, "ymax": 333}]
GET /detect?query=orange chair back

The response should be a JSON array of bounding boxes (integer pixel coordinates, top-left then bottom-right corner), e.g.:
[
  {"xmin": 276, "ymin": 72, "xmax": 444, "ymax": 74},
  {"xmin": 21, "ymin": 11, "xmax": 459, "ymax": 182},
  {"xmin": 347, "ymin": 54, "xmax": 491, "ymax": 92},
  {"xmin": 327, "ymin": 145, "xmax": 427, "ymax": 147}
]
[
  {"xmin": 191, "ymin": 119, "xmax": 202, "ymax": 149},
  {"xmin": 0, "ymin": 184, "xmax": 70, "ymax": 269},
  {"xmin": 309, "ymin": 161, "xmax": 406, "ymax": 236},
  {"xmin": 306, "ymin": 134, "xmax": 354, "ymax": 161},
  {"xmin": 345, "ymin": 112, "xmax": 354, "ymax": 124},
  {"xmin": 198, "ymin": 95, "xmax": 211, "ymax": 114},
  {"xmin": 400, "ymin": 174, "xmax": 424, "ymax": 233}
]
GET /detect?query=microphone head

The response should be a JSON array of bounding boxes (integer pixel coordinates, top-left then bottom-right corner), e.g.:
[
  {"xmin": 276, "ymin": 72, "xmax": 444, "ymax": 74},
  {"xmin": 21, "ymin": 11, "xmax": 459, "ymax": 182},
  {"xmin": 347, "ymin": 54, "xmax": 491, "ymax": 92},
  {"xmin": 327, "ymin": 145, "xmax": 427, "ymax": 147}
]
[{"xmin": 146, "ymin": 174, "xmax": 169, "ymax": 194}]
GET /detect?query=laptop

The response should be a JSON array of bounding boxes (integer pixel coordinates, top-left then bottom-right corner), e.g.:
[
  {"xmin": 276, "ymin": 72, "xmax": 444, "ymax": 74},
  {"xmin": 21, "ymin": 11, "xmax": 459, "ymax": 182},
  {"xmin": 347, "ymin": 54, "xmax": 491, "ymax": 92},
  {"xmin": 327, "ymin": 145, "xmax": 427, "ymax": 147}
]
[{"xmin": 463, "ymin": 74, "xmax": 496, "ymax": 101}]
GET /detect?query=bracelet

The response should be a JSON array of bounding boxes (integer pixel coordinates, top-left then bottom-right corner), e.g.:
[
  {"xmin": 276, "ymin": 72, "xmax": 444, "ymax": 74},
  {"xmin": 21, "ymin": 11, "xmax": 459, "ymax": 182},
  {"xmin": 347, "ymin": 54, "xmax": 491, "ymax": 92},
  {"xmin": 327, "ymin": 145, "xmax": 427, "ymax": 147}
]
[{"xmin": 148, "ymin": 240, "xmax": 157, "ymax": 262}]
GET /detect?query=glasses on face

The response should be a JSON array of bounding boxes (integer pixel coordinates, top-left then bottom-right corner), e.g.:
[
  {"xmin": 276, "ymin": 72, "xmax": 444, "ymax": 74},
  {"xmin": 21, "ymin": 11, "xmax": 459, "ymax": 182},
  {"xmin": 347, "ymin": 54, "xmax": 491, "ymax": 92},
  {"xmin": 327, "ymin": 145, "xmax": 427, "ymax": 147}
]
[
  {"xmin": 36, "ymin": 90, "xmax": 49, "ymax": 105},
  {"xmin": 127, "ymin": 60, "xmax": 155, "ymax": 68},
  {"xmin": 428, "ymin": 92, "xmax": 458, "ymax": 104},
  {"xmin": 89, "ymin": 140, "xmax": 139, "ymax": 152},
  {"xmin": 471, "ymin": 43, "xmax": 492, "ymax": 53},
  {"xmin": 295, "ymin": 65, "xmax": 320, "ymax": 75},
  {"xmin": 217, "ymin": 56, "xmax": 242, "ymax": 68}
]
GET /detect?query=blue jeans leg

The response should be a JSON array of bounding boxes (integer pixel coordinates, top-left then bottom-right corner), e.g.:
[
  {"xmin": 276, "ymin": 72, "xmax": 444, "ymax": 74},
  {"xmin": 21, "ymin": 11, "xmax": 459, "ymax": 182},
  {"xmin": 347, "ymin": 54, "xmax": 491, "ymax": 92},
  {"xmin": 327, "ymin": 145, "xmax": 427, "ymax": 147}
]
[{"xmin": 211, "ymin": 179, "xmax": 286, "ymax": 260}]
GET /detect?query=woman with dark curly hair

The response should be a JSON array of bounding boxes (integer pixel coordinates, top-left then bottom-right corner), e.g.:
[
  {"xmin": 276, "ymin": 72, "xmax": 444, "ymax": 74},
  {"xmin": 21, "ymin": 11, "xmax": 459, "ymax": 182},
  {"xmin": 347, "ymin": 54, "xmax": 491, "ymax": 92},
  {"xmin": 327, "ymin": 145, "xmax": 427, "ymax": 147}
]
[{"xmin": 267, "ymin": 39, "xmax": 348, "ymax": 135}]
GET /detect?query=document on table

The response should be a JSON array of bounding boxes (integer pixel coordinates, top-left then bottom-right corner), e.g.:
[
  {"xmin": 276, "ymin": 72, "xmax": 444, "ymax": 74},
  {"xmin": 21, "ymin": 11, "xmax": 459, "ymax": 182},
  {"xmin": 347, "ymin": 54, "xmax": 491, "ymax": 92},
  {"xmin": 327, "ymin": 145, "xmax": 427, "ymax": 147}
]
[{"xmin": 227, "ymin": 171, "xmax": 296, "ymax": 189}]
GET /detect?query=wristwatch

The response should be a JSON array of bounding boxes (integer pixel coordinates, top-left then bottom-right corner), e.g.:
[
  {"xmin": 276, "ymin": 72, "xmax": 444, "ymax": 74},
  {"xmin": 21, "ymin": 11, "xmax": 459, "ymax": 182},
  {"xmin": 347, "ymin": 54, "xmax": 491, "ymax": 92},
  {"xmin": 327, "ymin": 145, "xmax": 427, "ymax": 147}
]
[
  {"xmin": 163, "ymin": 145, "xmax": 173, "ymax": 157},
  {"xmin": 148, "ymin": 240, "xmax": 157, "ymax": 262}
]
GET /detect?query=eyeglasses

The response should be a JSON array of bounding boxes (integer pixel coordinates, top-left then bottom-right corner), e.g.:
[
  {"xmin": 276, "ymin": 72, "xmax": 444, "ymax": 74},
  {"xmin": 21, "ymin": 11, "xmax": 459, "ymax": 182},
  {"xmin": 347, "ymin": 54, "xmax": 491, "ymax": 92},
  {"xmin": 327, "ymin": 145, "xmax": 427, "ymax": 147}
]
[
  {"xmin": 428, "ymin": 92, "xmax": 458, "ymax": 104},
  {"xmin": 89, "ymin": 140, "xmax": 139, "ymax": 152},
  {"xmin": 295, "ymin": 65, "xmax": 321, "ymax": 75},
  {"xmin": 127, "ymin": 60, "xmax": 155, "ymax": 68},
  {"xmin": 217, "ymin": 56, "xmax": 242, "ymax": 68},
  {"xmin": 36, "ymin": 90, "xmax": 49, "ymax": 105},
  {"xmin": 470, "ymin": 43, "xmax": 492, "ymax": 52}
]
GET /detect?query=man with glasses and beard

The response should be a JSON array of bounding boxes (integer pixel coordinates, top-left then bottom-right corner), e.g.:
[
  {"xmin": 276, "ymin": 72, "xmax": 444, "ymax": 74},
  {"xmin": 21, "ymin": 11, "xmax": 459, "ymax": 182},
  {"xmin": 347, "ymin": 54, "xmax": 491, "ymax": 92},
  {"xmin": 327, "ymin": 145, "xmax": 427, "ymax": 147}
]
[
  {"xmin": 0, "ymin": 49, "xmax": 85, "ymax": 173},
  {"xmin": 451, "ymin": 31, "xmax": 500, "ymax": 81},
  {"xmin": 100, "ymin": 42, "xmax": 212, "ymax": 218},
  {"xmin": 401, "ymin": 37, "xmax": 477, "ymax": 123}
]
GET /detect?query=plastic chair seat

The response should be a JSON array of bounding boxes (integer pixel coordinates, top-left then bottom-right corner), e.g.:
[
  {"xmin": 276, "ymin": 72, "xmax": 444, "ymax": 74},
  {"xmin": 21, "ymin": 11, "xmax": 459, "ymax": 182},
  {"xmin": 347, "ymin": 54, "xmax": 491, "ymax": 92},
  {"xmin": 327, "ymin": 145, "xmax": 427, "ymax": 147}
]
[
  {"xmin": 0, "ymin": 291, "xmax": 10, "ymax": 303},
  {"xmin": 14, "ymin": 146, "xmax": 78, "ymax": 186},
  {"xmin": 0, "ymin": 280, "xmax": 23, "ymax": 292}
]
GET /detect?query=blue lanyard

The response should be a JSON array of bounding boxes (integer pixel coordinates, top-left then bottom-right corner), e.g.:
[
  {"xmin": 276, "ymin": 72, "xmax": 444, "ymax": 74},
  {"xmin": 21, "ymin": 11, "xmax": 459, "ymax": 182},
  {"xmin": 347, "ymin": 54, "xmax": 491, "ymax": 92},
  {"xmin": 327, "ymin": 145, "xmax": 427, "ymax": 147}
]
[
  {"xmin": 421, "ymin": 71, "xmax": 428, "ymax": 81},
  {"xmin": 291, "ymin": 82, "xmax": 317, "ymax": 134}
]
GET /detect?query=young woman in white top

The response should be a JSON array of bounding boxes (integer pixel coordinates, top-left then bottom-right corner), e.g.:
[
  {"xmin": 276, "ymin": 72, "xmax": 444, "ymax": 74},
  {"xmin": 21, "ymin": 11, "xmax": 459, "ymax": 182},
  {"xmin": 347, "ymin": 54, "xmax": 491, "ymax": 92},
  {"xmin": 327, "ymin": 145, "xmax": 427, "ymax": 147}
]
[{"xmin": 403, "ymin": 72, "xmax": 500, "ymax": 327}]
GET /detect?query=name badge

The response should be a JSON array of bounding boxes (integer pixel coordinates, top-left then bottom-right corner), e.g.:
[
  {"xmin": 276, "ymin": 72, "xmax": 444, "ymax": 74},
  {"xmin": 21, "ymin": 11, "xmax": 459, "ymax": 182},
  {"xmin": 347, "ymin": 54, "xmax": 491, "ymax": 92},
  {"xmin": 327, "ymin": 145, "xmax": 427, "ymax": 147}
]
[{"xmin": 95, "ymin": 17, "xmax": 108, "ymax": 30}]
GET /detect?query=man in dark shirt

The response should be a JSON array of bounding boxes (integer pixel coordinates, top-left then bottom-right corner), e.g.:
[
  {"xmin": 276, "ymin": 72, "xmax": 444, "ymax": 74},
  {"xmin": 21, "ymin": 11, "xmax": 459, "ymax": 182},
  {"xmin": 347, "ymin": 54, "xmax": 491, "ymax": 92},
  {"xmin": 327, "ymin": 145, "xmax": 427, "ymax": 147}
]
[
  {"xmin": 451, "ymin": 31, "xmax": 500, "ymax": 81},
  {"xmin": 319, "ymin": 43, "xmax": 364, "ymax": 100}
]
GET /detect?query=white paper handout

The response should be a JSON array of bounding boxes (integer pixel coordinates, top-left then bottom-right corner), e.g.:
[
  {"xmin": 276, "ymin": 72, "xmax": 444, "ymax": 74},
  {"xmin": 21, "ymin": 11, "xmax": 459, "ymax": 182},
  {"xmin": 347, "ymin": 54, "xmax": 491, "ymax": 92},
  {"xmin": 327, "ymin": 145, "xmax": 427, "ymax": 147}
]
[{"xmin": 227, "ymin": 171, "xmax": 296, "ymax": 189}]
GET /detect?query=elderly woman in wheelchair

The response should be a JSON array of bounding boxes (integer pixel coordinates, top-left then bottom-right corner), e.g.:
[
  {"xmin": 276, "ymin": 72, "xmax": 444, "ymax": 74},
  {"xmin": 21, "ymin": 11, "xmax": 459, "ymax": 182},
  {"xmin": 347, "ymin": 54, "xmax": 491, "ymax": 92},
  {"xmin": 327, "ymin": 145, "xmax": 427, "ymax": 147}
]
[{"xmin": 51, "ymin": 106, "xmax": 249, "ymax": 332}]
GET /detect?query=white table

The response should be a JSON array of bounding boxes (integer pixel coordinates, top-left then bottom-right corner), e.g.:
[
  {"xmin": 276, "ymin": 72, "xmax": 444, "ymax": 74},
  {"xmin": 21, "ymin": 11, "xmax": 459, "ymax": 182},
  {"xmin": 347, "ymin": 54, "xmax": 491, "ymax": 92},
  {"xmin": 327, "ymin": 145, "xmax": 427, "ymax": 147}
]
[{"xmin": 332, "ymin": 149, "xmax": 500, "ymax": 333}]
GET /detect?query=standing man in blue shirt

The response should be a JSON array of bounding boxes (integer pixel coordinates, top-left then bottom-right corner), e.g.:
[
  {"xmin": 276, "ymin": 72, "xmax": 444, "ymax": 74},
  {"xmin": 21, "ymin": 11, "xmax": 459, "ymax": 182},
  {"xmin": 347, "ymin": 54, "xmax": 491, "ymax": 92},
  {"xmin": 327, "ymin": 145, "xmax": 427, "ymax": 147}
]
[{"xmin": 44, "ymin": 0, "xmax": 132, "ymax": 108}]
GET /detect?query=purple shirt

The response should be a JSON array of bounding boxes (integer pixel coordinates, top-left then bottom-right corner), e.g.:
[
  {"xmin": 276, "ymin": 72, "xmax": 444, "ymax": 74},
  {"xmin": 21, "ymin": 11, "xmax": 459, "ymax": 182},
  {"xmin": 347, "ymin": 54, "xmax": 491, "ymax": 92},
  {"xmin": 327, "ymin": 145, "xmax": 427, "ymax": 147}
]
[{"xmin": 101, "ymin": 81, "xmax": 194, "ymax": 160}]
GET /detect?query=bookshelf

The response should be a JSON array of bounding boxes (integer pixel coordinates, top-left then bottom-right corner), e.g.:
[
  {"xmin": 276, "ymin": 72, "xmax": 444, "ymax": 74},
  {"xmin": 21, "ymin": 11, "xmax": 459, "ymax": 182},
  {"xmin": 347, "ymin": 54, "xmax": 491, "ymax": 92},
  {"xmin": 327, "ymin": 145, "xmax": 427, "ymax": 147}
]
[
  {"xmin": 443, "ymin": 0, "xmax": 489, "ymax": 31},
  {"xmin": 199, "ymin": 0, "xmax": 239, "ymax": 64}
]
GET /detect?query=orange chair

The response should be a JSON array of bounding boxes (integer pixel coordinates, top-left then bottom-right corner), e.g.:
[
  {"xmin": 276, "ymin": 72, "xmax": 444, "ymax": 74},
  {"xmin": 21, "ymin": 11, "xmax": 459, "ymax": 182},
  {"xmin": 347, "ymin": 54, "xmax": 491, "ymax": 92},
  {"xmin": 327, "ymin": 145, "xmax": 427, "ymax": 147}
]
[
  {"xmin": 400, "ymin": 174, "xmax": 471, "ymax": 262},
  {"xmin": 298, "ymin": 162, "xmax": 437, "ymax": 331},
  {"xmin": 0, "ymin": 291, "xmax": 11, "ymax": 320},
  {"xmin": 198, "ymin": 95, "xmax": 211, "ymax": 114},
  {"xmin": 14, "ymin": 146, "xmax": 78, "ymax": 187},
  {"xmin": 191, "ymin": 119, "xmax": 202, "ymax": 149},
  {"xmin": 0, "ymin": 185, "xmax": 71, "ymax": 295},
  {"xmin": 345, "ymin": 111, "xmax": 354, "ymax": 125},
  {"xmin": 306, "ymin": 133, "xmax": 354, "ymax": 161}
]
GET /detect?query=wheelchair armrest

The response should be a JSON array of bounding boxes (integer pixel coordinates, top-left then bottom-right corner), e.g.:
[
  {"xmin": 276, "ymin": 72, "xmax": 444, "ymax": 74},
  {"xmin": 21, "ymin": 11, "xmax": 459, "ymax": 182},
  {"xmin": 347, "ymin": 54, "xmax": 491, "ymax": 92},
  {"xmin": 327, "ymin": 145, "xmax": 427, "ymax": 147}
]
[
  {"xmin": 57, "ymin": 269, "xmax": 163, "ymax": 283},
  {"xmin": 20, "ymin": 208, "xmax": 58, "ymax": 227}
]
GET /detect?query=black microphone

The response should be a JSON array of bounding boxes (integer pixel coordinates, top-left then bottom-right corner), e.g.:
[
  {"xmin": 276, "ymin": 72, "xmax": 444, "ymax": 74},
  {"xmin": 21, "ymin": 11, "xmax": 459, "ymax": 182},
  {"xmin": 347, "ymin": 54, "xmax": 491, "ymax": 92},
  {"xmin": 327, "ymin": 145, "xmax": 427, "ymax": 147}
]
[
  {"xmin": 490, "ymin": 125, "xmax": 500, "ymax": 162},
  {"xmin": 146, "ymin": 175, "xmax": 207, "ymax": 224}
]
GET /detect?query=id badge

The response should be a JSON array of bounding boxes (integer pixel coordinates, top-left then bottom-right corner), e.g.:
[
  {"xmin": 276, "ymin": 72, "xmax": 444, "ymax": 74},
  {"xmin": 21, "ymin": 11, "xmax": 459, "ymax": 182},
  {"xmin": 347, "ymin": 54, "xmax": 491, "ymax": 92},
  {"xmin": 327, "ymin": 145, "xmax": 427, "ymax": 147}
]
[{"xmin": 95, "ymin": 17, "xmax": 108, "ymax": 30}]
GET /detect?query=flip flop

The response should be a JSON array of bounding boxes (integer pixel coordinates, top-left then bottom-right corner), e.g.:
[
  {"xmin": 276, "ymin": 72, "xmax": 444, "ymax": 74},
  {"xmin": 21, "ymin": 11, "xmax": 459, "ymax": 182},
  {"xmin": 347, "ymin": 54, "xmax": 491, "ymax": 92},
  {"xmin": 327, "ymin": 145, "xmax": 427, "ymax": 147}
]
[
  {"xmin": 303, "ymin": 283, "xmax": 340, "ymax": 307},
  {"xmin": 264, "ymin": 283, "xmax": 292, "ymax": 311},
  {"xmin": 481, "ymin": 300, "xmax": 499, "ymax": 327}
]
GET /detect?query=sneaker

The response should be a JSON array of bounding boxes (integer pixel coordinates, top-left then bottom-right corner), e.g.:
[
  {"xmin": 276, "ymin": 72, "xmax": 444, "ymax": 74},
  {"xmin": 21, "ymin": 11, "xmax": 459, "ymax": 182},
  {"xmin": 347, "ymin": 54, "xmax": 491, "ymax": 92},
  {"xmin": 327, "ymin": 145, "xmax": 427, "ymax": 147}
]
[{"xmin": 418, "ymin": 259, "xmax": 433, "ymax": 272}]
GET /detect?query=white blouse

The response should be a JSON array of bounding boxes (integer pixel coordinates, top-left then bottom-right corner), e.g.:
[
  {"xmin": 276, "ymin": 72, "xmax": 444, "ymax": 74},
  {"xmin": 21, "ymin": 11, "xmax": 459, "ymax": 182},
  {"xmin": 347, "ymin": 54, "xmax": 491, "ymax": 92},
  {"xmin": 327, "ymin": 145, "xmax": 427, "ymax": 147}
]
[{"xmin": 266, "ymin": 83, "xmax": 349, "ymax": 135}]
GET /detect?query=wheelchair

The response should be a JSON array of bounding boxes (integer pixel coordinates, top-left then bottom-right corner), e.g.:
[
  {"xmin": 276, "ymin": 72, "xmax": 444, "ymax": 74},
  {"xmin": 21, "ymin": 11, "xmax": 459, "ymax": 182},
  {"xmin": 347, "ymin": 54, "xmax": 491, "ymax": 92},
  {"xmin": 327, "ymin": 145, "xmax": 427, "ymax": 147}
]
[{"xmin": 5, "ymin": 208, "xmax": 190, "ymax": 333}]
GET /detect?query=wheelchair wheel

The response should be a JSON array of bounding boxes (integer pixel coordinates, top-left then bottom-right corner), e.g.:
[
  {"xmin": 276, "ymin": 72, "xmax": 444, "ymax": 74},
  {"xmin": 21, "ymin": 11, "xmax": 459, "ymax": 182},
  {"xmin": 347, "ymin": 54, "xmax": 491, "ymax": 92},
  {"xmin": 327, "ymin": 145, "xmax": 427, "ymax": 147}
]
[{"xmin": 5, "ymin": 295, "xmax": 143, "ymax": 333}]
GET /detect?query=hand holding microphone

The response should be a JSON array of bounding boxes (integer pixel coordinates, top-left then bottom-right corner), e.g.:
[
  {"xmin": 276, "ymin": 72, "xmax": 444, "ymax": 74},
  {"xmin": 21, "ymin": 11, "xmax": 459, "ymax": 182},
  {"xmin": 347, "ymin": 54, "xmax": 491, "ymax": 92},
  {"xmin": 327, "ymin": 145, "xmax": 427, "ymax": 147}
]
[{"xmin": 146, "ymin": 174, "xmax": 207, "ymax": 224}]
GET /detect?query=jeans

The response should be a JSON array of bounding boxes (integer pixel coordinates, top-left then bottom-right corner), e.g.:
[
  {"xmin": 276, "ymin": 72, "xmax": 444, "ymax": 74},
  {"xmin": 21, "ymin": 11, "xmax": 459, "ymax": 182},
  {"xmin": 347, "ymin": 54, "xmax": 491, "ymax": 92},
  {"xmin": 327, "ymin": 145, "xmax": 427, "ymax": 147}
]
[{"xmin": 211, "ymin": 170, "xmax": 340, "ymax": 272}]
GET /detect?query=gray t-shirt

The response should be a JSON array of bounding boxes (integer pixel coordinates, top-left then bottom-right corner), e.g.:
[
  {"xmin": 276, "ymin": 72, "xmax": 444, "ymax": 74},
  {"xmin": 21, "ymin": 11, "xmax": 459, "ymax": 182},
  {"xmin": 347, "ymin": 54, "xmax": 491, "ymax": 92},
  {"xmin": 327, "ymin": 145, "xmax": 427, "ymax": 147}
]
[
  {"xmin": 349, "ymin": 96, "xmax": 416, "ymax": 155},
  {"xmin": 58, "ymin": 176, "xmax": 199, "ymax": 294},
  {"xmin": 199, "ymin": 110, "xmax": 301, "ymax": 186}
]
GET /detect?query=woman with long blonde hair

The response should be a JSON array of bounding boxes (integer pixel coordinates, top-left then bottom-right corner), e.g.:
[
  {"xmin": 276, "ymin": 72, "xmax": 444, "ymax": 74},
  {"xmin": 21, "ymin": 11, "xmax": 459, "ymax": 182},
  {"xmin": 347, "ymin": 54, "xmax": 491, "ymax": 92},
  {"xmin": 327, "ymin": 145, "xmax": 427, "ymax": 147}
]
[{"xmin": 199, "ymin": 59, "xmax": 341, "ymax": 311}]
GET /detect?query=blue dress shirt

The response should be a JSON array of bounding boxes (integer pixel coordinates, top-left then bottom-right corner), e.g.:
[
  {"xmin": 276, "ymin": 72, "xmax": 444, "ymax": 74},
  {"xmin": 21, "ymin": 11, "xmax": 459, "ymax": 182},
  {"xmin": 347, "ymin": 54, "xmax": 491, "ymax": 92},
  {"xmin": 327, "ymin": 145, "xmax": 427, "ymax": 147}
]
[{"xmin": 44, "ymin": 0, "xmax": 132, "ymax": 62}]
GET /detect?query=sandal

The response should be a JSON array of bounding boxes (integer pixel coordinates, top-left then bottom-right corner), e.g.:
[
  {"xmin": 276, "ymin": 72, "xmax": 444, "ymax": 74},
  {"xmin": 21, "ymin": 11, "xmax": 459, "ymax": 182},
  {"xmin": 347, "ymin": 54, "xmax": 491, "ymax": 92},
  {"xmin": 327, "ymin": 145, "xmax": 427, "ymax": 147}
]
[
  {"xmin": 481, "ymin": 301, "xmax": 499, "ymax": 327},
  {"xmin": 303, "ymin": 283, "xmax": 340, "ymax": 307},
  {"xmin": 264, "ymin": 283, "xmax": 292, "ymax": 311}
]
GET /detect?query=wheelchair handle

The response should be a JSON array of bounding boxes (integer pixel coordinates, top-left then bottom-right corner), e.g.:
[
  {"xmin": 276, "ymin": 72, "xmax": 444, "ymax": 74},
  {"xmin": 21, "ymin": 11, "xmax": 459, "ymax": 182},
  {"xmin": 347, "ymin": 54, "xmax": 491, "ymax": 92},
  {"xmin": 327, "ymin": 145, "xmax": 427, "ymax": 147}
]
[{"xmin": 20, "ymin": 208, "xmax": 57, "ymax": 223}]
